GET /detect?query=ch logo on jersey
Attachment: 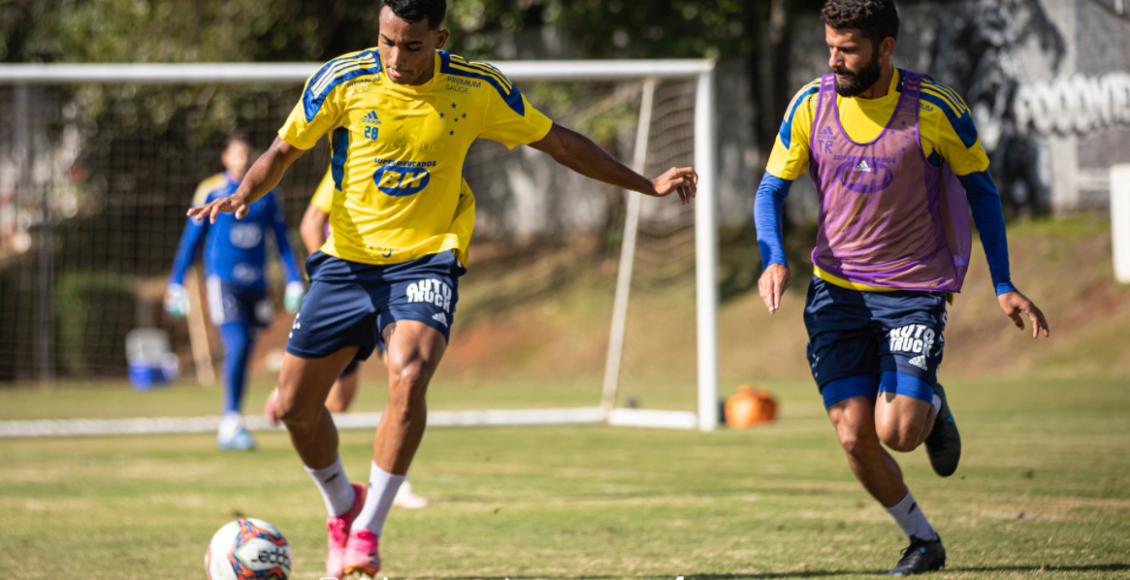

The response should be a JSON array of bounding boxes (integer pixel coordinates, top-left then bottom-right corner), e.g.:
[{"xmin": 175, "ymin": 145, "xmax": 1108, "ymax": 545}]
[
  {"xmin": 816, "ymin": 126, "xmax": 837, "ymax": 153},
  {"xmin": 406, "ymin": 279, "xmax": 452, "ymax": 312},
  {"xmin": 374, "ymin": 165, "xmax": 431, "ymax": 197},
  {"xmin": 889, "ymin": 324, "xmax": 937, "ymax": 367},
  {"xmin": 835, "ymin": 158, "xmax": 894, "ymax": 194}
]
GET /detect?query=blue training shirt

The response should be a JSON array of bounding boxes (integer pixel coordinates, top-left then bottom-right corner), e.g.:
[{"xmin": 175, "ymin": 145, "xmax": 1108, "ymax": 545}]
[{"xmin": 169, "ymin": 172, "xmax": 302, "ymax": 289}]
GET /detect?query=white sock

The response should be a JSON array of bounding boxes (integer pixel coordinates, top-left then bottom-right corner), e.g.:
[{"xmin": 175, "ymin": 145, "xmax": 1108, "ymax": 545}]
[
  {"xmin": 884, "ymin": 490, "xmax": 938, "ymax": 541},
  {"xmin": 931, "ymin": 394, "xmax": 942, "ymax": 415},
  {"xmin": 350, "ymin": 462, "xmax": 406, "ymax": 537},
  {"xmin": 304, "ymin": 456, "xmax": 356, "ymax": 517}
]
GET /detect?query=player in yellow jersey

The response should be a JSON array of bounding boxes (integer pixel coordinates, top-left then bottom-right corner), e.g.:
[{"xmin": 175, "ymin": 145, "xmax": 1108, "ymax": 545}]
[
  {"xmin": 187, "ymin": 1, "xmax": 697, "ymax": 577},
  {"xmin": 262, "ymin": 167, "xmax": 474, "ymax": 509},
  {"xmin": 754, "ymin": 0, "xmax": 1048, "ymax": 574}
]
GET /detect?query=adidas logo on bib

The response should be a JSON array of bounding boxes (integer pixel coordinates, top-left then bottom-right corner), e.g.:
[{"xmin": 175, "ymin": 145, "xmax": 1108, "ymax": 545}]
[
  {"xmin": 855, "ymin": 160, "xmax": 872, "ymax": 173},
  {"xmin": 432, "ymin": 312, "xmax": 448, "ymax": 327}
]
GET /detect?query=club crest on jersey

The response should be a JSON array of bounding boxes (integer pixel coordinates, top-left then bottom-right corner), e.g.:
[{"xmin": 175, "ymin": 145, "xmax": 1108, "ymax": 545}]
[
  {"xmin": 373, "ymin": 165, "xmax": 431, "ymax": 197},
  {"xmin": 406, "ymin": 279, "xmax": 453, "ymax": 312}
]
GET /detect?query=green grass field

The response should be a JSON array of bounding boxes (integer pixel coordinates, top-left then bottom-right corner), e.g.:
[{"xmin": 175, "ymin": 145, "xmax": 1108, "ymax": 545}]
[{"xmin": 2, "ymin": 378, "xmax": 1129, "ymax": 579}]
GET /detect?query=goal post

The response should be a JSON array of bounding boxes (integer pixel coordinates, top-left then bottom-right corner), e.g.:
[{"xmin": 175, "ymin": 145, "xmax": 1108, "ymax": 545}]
[{"xmin": 0, "ymin": 59, "xmax": 719, "ymax": 433}]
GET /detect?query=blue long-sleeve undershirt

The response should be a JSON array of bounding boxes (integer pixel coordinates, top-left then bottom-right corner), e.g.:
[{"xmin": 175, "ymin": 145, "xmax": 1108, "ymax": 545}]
[
  {"xmin": 958, "ymin": 171, "xmax": 1015, "ymax": 295},
  {"xmin": 752, "ymin": 170, "xmax": 1016, "ymax": 295},
  {"xmin": 754, "ymin": 172, "xmax": 791, "ymax": 270}
]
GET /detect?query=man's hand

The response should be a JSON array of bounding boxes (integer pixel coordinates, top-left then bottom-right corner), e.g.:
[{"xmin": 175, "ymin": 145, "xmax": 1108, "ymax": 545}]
[
  {"xmin": 758, "ymin": 263, "xmax": 791, "ymax": 314},
  {"xmin": 649, "ymin": 167, "xmax": 698, "ymax": 205},
  {"xmin": 164, "ymin": 283, "xmax": 190, "ymax": 319},
  {"xmin": 186, "ymin": 194, "xmax": 250, "ymax": 223},
  {"xmin": 998, "ymin": 290, "xmax": 1050, "ymax": 339}
]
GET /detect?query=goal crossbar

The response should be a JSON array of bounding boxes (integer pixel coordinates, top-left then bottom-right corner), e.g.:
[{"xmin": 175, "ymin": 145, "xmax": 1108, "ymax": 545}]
[{"xmin": 0, "ymin": 60, "xmax": 714, "ymax": 84}]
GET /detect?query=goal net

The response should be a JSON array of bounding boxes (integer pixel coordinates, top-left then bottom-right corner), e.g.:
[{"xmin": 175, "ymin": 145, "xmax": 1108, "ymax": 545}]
[{"xmin": 0, "ymin": 60, "xmax": 718, "ymax": 436}]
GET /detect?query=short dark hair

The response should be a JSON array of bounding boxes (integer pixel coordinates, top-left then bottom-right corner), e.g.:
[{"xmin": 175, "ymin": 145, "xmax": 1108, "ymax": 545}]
[
  {"xmin": 379, "ymin": 0, "xmax": 446, "ymax": 30},
  {"xmin": 225, "ymin": 129, "xmax": 253, "ymax": 149},
  {"xmin": 821, "ymin": 0, "xmax": 899, "ymax": 48}
]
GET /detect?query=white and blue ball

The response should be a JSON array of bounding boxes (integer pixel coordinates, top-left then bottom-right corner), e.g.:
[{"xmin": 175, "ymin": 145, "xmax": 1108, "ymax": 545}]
[{"xmin": 205, "ymin": 518, "xmax": 291, "ymax": 580}]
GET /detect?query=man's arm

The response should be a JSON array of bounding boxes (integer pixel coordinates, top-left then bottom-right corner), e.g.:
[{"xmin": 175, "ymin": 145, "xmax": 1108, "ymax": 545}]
[
  {"xmin": 187, "ymin": 138, "xmax": 306, "ymax": 223},
  {"xmin": 528, "ymin": 124, "xmax": 697, "ymax": 203},
  {"xmin": 169, "ymin": 215, "xmax": 207, "ymax": 287},
  {"xmin": 958, "ymin": 170, "xmax": 1049, "ymax": 338},
  {"xmin": 754, "ymin": 172, "xmax": 793, "ymax": 314},
  {"xmin": 299, "ymin": 204, "xmax": 330, "ymax": 255}
]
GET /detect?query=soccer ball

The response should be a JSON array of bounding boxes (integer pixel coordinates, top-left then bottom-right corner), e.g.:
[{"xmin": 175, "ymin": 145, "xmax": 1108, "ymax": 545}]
[{"xmin": 205, "ymin": 518, "xmax": 291, "ymax": 580}]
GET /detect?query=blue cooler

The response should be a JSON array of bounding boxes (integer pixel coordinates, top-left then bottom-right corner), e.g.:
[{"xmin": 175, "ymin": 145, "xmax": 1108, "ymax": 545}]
[{"xmin": 126, "ymin": 328, "xmax": 179, "ymax": 391}]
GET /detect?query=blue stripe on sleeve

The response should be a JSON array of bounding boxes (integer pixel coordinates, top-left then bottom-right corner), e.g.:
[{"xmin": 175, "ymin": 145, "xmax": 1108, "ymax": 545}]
[
  {"xmin": 754, "ymin": 172, "xmax": 794, "ymax": 269},
  {"xmin": 330, "ymin": 127, "xmax": 349, "ymax": 191},
  {"xmin": 778, "ymin": 86, "xmax": 818, "ymax": 150},
  {"xmin": 920, "ymin": 91, "xmax": 979, "ymax": 149},
  {"xmin": 302, "ymin": 51, "xmax": 382, "ymax": 122},
  {"xmin": 440, "ymin": 52, "xmax": 525, "ymax": 116},
  {"xmin": 958, "ymin": 171, "xmax": 1016, "ymax": 295}
]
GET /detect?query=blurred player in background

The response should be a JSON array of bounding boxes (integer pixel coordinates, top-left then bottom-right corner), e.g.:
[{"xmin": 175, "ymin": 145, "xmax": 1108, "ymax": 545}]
[
  {"xmin": 754, "ymin": 0, "xmax": 1049, "ymax": 574},
  {"xmin": 166, "ymin": 130, "xmax": 305, "ymax": 451},
  {"xmin": 188, "ymin": 0, "xmax": 696, "ymax": 576}
]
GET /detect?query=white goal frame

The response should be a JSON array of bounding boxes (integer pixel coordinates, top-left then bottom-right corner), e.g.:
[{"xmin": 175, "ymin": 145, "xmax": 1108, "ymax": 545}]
[{"xmin": 0, "ymin": 60, "xmax": 719, "ymax": 435}]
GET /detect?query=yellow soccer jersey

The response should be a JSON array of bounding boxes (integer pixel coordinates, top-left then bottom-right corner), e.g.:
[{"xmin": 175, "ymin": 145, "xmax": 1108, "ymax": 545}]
[
  {"xmin": 309, "ymin": 166, "xmax": 477, "ymax": 264},
  {"xmin": 766, "ymin": 69, "xmax": 989, "ymax": 182},
  {"xmin": 279, "ymin": 49, "xmax": 552, "ymax": 265}
]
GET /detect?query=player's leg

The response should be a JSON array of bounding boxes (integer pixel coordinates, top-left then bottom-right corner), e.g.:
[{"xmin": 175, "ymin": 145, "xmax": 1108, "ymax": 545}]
[
  {"xmin": 325, "ymin": 358, "xmax": 362, "ymax": 413},
  {"xmin": 826, "ymin": 392, "xmax": 908, "ymax": 507},
  {"xmin": 206, "ymin": 278, "xmax": 261, "ymax": 450},
  {"xmin": 319, "ymin": 348, "xmax": 429, "ymax": 509},
  {"xmin": 807, "ymin": 278, "xmax": 944, "ymax": 574},
  {"xmin": 376, "ymin": 321, "xmax": 446, "ymax": 471},
  {"xmin": 873, "ymin": 295, "xmax": 960, "ymax": 477},
  {"xmin": 283, "ymin": 253, "xmax": 386, "ymax": 579},
  {"xmin": 343, "ymin": 252, "xmax": 463, "ymax": 578},
  {"xmin": 216, "ymin": 321, "xmax": 257, "ymax": 449},
  {"xmin": 874, "ymin": 387, "xmax": 936, "ymax": 452},
  {"xmin": 275, "ymin": 348, "xmax": 358, "ymax": 470}
]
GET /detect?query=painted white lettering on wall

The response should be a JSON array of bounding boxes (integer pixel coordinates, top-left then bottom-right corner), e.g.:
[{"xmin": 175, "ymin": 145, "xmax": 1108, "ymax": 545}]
[{"xmin": 1015, "ymin": 72, "xmax": 1130, "ymax": 135}]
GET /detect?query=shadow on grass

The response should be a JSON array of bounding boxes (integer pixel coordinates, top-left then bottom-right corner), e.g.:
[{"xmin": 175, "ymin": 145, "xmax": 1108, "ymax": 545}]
[{"xmin": 418, "ymin": 563, "xmax": 1130, "ymax": 579}]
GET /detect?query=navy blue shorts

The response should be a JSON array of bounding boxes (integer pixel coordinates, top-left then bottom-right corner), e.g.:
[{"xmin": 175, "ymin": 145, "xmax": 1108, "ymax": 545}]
[
  {"xmin": 803, "ymin": 277, "xmax": 947, "ymax": 408},
  {"xmin": 287, "ymin": 251, "xmax": 465, "ymax": 361},
  {"xmin": 205, "ymin": 277, "xmax": 272, "ymax": 328}
]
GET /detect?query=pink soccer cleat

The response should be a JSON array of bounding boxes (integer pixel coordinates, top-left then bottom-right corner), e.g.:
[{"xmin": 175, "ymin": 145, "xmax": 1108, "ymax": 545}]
[
  {"xmin": 325, "ymin": 482, "xmax": 366, "ymax": 580},
  {"xmin": 341, "ymin": 529, "xmax": 381, "ymax": 579}
]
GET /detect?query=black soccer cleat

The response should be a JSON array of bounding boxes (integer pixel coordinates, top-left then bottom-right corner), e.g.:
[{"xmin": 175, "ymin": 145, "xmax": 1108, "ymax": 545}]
[
  {"xmin": 889, "ymin": 535, "xmax": 946, "ymax": 576},
  {"xmin": 924, "ymin": 382, "xmax": 961, "ymax": 477}
]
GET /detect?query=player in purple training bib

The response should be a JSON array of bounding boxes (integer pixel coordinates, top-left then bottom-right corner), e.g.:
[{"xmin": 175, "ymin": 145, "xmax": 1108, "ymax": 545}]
[{"xmin": 754, "ymin": 0, "xmax": 1050, "ymax": 574}]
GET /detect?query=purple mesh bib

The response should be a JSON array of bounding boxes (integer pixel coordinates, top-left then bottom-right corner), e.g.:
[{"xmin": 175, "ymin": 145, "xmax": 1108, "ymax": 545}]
[{"xmin": 809, "ymin": 71, "xmax": 971, "ymax": 292}]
